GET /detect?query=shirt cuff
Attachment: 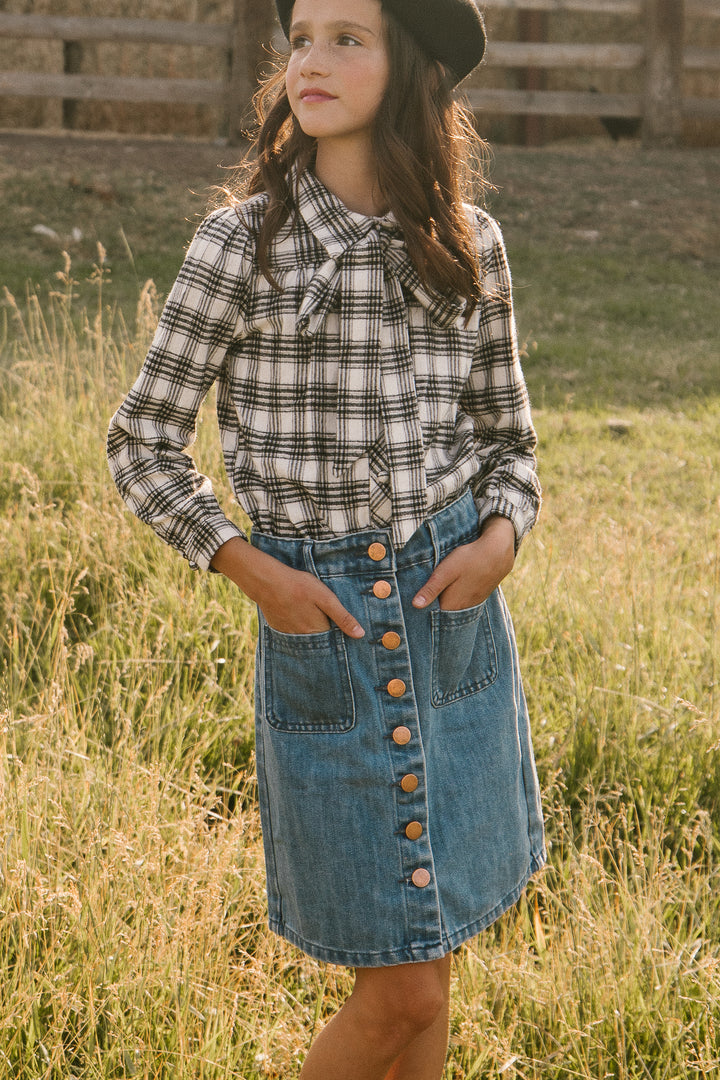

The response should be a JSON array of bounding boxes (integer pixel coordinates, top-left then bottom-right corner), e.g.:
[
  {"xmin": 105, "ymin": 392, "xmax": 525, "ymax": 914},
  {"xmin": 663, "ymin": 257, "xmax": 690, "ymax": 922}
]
[
  {"xmin": 185, "ymin": 519, "xmax": 247, "ymax": 572},
  {"xmin": 475, "ymin": 492, "xmax": 540, "ymax": 552}
]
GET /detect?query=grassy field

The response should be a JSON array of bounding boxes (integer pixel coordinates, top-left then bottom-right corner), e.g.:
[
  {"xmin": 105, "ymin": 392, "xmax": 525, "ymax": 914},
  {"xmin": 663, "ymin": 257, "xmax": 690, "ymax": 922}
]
[{"xmin": 1, "ymin": 135, "xmax": 719, "ymax": 1079}]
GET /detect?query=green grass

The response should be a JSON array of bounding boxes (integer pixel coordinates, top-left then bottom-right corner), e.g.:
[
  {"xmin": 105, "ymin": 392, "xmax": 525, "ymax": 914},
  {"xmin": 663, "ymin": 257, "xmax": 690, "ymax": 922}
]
[
  {"xmin": 0, "ymin": 168, "xmax": 198, "ymax": 312},
  {"xmin": 1, "ymin": 141, "xmax": 719, "ymax": 1079},
  {"xmin": 0, "ymin": 139, "xmax": 224, "ymax": 312},
  {"xmin": 487, "ymin": 144, "xmax": 720, "ymax": 410}
]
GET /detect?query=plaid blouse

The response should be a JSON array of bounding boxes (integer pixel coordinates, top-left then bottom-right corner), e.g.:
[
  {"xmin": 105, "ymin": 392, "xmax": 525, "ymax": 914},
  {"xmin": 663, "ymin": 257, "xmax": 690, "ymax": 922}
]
[{"xmin": 107, "ymin": 168, "xmax": 540, "ymax": 570}]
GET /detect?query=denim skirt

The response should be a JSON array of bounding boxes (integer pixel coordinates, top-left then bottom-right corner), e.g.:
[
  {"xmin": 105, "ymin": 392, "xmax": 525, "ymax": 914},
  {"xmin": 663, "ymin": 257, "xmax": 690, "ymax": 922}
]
[{"xmin": 251, "ymin": 489, "xmax": 546, "ymax": 968}]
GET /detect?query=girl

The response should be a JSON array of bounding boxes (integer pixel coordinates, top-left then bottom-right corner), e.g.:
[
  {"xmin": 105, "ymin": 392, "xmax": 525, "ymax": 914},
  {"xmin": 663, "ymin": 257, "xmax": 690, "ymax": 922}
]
[{"xmin": 107, "ymin": 0, "xmax": 545, "ymax": 1076}]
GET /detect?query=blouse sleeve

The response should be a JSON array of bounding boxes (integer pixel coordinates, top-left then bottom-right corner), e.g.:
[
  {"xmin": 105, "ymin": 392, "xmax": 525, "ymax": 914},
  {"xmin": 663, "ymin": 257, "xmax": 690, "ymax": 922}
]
[
  {"xmin": 107, "ymin": 208, "xmax": 251, "ymax": 570},
  {"xmin": 459, "ymin": 209, "xmax": 542, "ymax": 549}
]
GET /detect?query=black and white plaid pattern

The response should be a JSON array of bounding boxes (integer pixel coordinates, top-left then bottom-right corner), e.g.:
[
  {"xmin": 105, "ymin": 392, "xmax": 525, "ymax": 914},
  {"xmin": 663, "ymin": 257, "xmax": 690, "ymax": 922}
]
[{"xmin": 108, "ymin": 168, "xmax": 541, "ymax": 569}]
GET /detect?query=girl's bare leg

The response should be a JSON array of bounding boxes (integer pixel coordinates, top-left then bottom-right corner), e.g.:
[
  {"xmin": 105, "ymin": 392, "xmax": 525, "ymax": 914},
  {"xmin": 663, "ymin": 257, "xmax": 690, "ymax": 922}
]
[
  {"xmin": 298, "ymin": 954, "xmax": 452, "ymax": 1080},
  {"xmin": 383, "ymin": 955, "xmax": 452, "ymax": 1079}
]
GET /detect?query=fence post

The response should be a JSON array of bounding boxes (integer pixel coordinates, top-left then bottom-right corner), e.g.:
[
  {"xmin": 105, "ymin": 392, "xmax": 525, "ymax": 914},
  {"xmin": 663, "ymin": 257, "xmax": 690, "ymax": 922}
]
[
  {"xmin": 226, "ymin": 0, "xmax": 278, "ymax": 144},
  {"xmin": 643, "ymin": 0, "xmax": 684, "ymax": 146},
  {"xmin": 62, "ymin": 40, "xmax": 83, "ymax": 130},
  {"xmin": 518, "ymin": 9, "xmax": 547, "ymax": 146}
]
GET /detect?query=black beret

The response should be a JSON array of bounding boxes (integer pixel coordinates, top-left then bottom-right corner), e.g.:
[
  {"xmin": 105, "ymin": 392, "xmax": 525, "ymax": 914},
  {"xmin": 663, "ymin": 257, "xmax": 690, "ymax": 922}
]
[{"xmin": 275, "ymin": 0, "xmax": 486, "ymax": 85}]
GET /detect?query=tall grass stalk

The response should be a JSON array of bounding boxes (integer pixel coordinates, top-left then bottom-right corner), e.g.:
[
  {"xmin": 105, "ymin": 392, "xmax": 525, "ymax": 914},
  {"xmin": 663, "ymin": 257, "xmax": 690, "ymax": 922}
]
[{"xmin": 1, "ymin": 268, "xmax": 719, "ymax": 1078}]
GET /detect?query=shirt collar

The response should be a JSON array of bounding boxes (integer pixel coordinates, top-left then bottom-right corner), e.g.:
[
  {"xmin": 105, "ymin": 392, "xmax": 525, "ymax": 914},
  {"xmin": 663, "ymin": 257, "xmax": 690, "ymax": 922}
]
[
  {"xmin": 293, "ymin": 166, "xmax": 467, "ymax": 329},
  {"xmin": 294, "ymin": 166, "xmax": 400, "ymax": 260}
]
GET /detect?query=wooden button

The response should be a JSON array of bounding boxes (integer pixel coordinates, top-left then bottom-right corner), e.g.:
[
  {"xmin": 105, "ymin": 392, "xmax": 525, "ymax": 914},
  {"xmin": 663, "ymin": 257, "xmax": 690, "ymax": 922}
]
[
  {"xmin": 368, "ymin": 542, "xmax": 387, "ymax": 562},
  {"xmin": 381, "ymin": 631, "xmax": 401, "ymax": 650},
  {"xmin": 400, "ymin": 773, "xmax": 419, "ymax": 793},
  {"xmin": 372, "ymin": 580, "xmax": 392, "ymax": 599},
  {"xmin": 405, "ymin": 821, "xmax": 423, "ymax": 841},
  {"xmin": 387, "ymin": 679, "xmax": 406, "ymax": 698},
  {"xmin": 392, "ymin": 726, "xmax": 411, "ymax": 746},
  {"xmin": 411, "ymin": 868, "xmax": 431, "ymax": 888}
]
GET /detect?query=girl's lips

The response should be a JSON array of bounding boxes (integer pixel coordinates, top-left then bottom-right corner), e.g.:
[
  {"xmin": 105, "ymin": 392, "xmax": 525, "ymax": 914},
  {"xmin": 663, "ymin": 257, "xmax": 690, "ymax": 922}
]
[{"xmin": 299, "ymin": 89, "xmax": 337, "ymax": 103}]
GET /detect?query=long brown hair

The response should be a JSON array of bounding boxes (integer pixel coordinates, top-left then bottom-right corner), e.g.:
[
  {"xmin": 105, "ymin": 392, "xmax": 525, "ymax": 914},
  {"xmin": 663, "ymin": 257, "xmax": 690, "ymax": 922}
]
[{"xmin": 225, "ymin": 11, "xmax": 490, "ymax": 314}]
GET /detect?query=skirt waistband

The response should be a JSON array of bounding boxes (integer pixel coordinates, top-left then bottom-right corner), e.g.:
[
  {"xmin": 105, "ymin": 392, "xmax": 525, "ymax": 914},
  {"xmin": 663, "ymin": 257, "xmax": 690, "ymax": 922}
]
[{"xmin": 250, "ymin": 488, "xmax": 481, "ymax": 577}]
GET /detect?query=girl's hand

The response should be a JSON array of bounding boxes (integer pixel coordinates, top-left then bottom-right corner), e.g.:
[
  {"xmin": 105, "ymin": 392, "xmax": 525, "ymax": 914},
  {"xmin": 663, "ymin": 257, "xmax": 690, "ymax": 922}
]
[
  {"xmin": 412, "ymin": 515, "xmax": 516, "ymax": 612},
  {"xmin": 254, "ymin": 561, "xmax": 364, "ymax": 636},
  {"xmin": 210, "ymin": 537, "xmax": 365, "ymax": 638}
]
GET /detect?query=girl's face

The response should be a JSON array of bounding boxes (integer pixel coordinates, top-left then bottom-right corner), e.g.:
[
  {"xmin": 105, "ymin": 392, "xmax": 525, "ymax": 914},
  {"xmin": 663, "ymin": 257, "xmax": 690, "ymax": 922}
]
[{"xmin": 286, "ymin": 0, "xmax": 389, "ymax": 150}]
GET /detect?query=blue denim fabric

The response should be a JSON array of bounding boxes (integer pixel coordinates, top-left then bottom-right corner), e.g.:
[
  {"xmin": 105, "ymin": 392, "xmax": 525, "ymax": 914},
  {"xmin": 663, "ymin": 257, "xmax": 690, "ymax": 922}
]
[{"xmin": 252, "ymin": 489, "xmax": 546, "ymax": 967}]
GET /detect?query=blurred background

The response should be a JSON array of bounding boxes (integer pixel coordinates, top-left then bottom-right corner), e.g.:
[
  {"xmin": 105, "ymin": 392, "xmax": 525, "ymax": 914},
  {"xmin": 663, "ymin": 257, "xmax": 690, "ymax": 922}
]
[{"xmin": 0, "ymin": 0, "xmax": 718, "ymax": 147}]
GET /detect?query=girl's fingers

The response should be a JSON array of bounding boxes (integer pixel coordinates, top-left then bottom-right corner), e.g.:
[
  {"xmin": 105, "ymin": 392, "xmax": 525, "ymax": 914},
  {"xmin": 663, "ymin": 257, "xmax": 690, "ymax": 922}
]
[
  {"xmin": 257, "ymin": 569, "xmax": 365, "ymax": 638},
  {"xmin": 412, "ymin": 565, "xmax": 454, "ymax": 609},
  {"xmin": 413, "ymin": 528, "xmax": 515, "ymax": 611},
  {"xmin": 263, "ymin": 584, "xmax": 364, "ymax": 638},
  {"xmin": 317, "ymin": 588, "xmax": 365, "ymax": 638}
]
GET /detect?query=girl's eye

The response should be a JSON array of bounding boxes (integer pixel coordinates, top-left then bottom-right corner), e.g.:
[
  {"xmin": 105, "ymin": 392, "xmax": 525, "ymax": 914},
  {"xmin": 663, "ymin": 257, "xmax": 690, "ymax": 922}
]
[{"xmin": 289, "ymin": 31, "xmax": 363, "ymax": 50}]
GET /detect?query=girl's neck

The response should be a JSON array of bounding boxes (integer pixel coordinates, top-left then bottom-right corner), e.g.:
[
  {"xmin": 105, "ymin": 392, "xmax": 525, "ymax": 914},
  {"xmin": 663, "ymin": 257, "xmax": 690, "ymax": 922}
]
[{"xmin": 314, "ymin": 138, "xmax": 388, "ymax": 218}]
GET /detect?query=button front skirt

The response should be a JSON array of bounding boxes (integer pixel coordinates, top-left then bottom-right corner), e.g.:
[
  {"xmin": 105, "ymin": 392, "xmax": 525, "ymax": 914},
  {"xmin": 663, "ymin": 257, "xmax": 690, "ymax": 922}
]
[{"xmin": 252, "ymin": 490, "xmax": 546, "ymax": 968}]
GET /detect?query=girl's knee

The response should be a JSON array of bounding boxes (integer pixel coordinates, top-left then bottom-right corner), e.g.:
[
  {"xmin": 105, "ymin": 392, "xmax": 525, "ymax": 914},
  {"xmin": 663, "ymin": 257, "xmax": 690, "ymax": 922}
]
[
  {"xmin": 400, "ymin": 981, "xmax": 447, "ymax": 1035},
  {"xmin": 352, "ymin": 958, "xmax": 450, "ymax": 1042}
]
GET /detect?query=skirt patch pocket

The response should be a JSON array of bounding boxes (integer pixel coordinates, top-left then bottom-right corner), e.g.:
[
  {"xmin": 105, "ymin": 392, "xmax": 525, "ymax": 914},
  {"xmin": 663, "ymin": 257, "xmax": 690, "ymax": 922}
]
[
  {"xmin": 262, "ymin": 624, "xmax": 356, "ymax": 733},
  {"xmin": 431, "ymin": 600, "xmax": 498, "ymax": 707}
]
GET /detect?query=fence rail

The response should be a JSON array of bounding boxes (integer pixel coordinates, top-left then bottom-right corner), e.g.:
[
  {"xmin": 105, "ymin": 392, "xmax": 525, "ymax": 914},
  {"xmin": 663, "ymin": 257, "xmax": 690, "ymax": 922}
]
[
  {"xmin": 0, "ymin": 0, "xmax": 718, "ymax": 144},
  {"xmin": 482, "ymin": 0, "xmax": 717, "ymax": 13},
  {"xmin": 484, "ymin": 0, "xmax": 641, "ymax": 11},
  {"xmin": 0, "ymin": 14, "xmax": 230, "ymax": 48},
  {"xmin": 0, "ymin": 72, "xmax": 225, "ymax": 107}
]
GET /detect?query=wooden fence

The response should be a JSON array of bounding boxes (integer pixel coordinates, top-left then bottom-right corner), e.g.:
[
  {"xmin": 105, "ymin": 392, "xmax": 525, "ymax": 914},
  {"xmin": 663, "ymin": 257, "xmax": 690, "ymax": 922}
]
[
  {"xmin": 472, "ymin": 0, "xmax": 720, "ymax": 145},
  {"xmin": 0, "ymin": 2, "xmax": 276, "ymax": 143},
  {"xmin": 0, "ymin": 0, "xmax": 718, "ymax": 145}
]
